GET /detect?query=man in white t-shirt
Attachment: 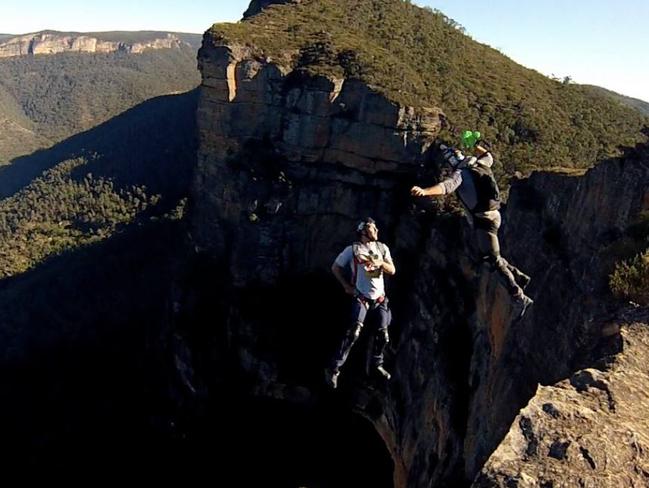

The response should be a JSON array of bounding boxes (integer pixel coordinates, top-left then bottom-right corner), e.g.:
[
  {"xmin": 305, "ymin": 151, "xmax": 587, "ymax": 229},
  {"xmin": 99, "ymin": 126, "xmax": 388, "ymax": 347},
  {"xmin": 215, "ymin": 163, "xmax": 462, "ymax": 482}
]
[{"xmin": 325, "ymin": 218, "xmax": 396, "ymax": 389}]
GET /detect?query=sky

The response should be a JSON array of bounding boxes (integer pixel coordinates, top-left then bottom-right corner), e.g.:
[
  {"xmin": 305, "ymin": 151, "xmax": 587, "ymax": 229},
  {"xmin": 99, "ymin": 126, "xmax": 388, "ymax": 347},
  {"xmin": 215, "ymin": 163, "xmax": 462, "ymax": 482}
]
[{"xmin": 1, "ymin": 0, "xmax": 647, "ymax": 102}]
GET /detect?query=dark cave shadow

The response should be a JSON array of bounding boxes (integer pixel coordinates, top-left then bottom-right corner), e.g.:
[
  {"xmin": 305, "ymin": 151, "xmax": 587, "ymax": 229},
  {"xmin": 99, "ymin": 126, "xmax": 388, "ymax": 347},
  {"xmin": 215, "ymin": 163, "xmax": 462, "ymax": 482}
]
[
  {"xmin": 0, "ymin": 88, "xmax": 199, "ymax": 199},
  {"xmin": 0, "ymin": 218, "xmax": 185, "ymax": 474}
]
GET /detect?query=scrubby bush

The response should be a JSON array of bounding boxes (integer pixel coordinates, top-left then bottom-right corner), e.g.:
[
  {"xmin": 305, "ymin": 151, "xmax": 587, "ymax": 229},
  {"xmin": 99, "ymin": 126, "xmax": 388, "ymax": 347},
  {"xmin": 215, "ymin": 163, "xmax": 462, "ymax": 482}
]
[
  {"xmin": 0, "ymin": 157, "xmax": 161, "ymax": 277},
  {"xmin": 610, "ymin": 249, "xmax": 649, "ymax": 306},
  {"xmin": 609, "ymin": 212, "xmax": 649, "ymax": 305}
]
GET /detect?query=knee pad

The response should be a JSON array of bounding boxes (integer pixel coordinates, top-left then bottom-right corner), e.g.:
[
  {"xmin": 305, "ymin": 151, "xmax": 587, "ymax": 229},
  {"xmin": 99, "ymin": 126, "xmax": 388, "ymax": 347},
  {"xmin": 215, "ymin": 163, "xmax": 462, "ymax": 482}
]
[
  {"xmin": 352, "ymin": 322, "xmax": 364, "ymax": 340},
  {"xmin": 375, "ymin": 327, "xmax": 389, "ymax": 345},
  {"xmin": 382, "ymin": 329, "xmax": 390, "ymax": 344}
]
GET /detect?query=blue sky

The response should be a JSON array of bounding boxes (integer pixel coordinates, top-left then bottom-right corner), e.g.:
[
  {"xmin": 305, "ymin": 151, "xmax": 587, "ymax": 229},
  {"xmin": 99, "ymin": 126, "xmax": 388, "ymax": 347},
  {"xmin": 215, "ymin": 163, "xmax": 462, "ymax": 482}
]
[{"xmin": 1, "ymin": 0, "xmax": 647, "ymax": 102}]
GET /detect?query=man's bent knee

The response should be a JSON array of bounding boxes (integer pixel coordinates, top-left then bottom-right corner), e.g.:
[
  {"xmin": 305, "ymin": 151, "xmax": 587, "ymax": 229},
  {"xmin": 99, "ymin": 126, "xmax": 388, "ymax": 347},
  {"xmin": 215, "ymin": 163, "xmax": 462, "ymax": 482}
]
[{"xmin": 351, "ymin": 321, "xmax": 364, "ymax": 340}]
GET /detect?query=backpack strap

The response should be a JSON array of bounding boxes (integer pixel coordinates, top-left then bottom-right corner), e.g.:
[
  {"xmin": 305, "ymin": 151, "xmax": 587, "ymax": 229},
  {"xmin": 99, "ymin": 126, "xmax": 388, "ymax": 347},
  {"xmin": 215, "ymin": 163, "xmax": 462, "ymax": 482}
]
[
  {"xmin": 351, "ymin": 242, "xmax": 362, "ymax": 285},
  {"xmin": 377, "ymin": 242, "xmax": 388, "ymax": 261}
]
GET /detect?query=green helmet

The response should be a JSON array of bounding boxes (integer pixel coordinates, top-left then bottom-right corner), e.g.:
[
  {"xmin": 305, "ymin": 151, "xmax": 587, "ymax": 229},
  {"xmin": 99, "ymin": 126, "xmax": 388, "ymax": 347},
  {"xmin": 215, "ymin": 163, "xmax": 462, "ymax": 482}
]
[{"xmin": 461, "ymin": 130, "xmax": 481, "ymax": 149}]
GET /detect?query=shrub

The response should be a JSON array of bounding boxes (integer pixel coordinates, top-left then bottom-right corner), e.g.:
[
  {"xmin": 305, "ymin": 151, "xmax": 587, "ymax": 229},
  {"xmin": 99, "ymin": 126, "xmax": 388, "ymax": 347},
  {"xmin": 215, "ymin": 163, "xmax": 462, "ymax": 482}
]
[{"xmin": 609, "ymin": 249, "xmax": 649, "ymax": 306}]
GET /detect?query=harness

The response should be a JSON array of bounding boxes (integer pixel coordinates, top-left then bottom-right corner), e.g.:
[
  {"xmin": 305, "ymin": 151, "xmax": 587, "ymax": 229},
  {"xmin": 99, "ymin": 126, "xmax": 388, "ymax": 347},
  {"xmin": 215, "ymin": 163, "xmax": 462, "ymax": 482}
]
[
  {"xmin": 356, "ymin": 293, "xmax": 386, "ymax": 309},
  {"xmin": 351, "ymin": 241, "xmax": 387, "ymax": 307}
]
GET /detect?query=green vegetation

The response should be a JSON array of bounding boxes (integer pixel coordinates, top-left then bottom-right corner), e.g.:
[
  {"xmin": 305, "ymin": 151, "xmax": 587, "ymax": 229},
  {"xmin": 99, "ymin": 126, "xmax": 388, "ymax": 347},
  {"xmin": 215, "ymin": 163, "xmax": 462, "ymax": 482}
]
[
  {"xmin": 610, "ymin": 250, "xmax": 649, "ymax": 306},
  {"xmin": 0, "ymin": 89, "xmax": 197, "ymax": 278},
  {"xmin": 609, "ymin": 211, "xmax": 649, "ymax": 305},
  {"xmin": 584, "ymin": 85, "xmax": 649, "ymax": 117},
  {"xmin": 210, "ymin": 0, "xmax": 648, "ymax": 175},
  {"xmin": 0, "ymin": 83, "xmax": 48, "ymax": 161},
  {"xmin": 0, "ymin": 34, "xmax": 194, "ymax": 466},
  {"xmin": 0, "ymin": 157, "xmax": 161, "ymax": 277},
  {"xmin": 0, "ymin": 44, "xmax": 201, "ymax": 162}
]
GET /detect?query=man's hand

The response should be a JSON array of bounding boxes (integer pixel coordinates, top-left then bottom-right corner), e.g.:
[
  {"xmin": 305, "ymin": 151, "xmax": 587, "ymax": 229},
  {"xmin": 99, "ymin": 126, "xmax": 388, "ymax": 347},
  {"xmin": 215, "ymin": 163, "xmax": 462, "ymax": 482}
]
[
  {"xmin": 410, "ymin": 186, "xmax": 427, "ymax": 197},
  {"xmin": 370, "ymin": 257, "xmax": 396, "ymax": 276}
]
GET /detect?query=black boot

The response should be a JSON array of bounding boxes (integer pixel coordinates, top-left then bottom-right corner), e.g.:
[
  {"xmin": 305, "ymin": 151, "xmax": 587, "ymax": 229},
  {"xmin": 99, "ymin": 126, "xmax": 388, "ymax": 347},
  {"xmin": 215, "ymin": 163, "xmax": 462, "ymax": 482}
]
[
  {"xmin": 375, "ymin": 365, "xmax": 391, "ymax": 381},
  {"xmin": 324, "ymin": 368, "xmax": 340, "ymax": 389},
  {"xmin": 512, "ymin": 294, "xmax": 534, "ymax": 320}
]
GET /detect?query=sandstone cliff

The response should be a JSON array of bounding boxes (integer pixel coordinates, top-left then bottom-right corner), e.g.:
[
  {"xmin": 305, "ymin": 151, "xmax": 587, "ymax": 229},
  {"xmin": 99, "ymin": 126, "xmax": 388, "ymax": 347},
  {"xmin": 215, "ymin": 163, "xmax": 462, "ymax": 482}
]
[
  {"xmin": 475, "ymin": 310, "xmax": 649, "ymax": 488},
  {"xmin": 0, "ymin": 31, "xmax": 185, "ymax": 58},
  {"xmin": 170, "ymin": 12, "xmax": 649, "ymax": 488}
]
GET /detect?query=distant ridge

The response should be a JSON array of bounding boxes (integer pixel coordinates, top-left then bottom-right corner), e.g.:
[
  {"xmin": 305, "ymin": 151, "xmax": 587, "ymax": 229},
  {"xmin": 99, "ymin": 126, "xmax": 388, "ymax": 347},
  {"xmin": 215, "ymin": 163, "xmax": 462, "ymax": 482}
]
[
  {"xmin": 0, "ymin": 30, "xmax": 201, "ymax": 162},
  {"xmin": 0, "ymin": 30, "xmax": 202, "ymax": 58},
  {"xmin": 18, "ymin": 30, "xmax": 203, "ymax": 49},
  {"xmin": 584, "ymin": 85, "xmax": 649, "ymax": 117}
]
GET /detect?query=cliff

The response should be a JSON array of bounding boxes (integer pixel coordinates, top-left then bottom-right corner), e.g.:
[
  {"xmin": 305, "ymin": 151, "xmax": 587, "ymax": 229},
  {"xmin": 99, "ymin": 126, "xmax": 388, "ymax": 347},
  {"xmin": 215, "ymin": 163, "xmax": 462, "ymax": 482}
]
[
  {"xmin": 475, "ymin": 310, "xmax": 649, "ymax": 487},
  {"xmin": 208, "ymin": 0, "xmax": 648, "ymax": 174},
  {"xmin": 0, "ymin": 31, "xmax": 186, "ymax": 58},
  {"xmin": 0, "ymin": 0, "xmax": 645, "ymax": 482},
  {"xmin": 169, "ymin": 20, "xmax": 649, "ymax": 487}
]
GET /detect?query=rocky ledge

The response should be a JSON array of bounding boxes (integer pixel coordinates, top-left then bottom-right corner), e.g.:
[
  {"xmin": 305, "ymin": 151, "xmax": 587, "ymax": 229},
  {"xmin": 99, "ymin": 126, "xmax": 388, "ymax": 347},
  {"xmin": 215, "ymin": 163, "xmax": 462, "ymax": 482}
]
[{"xmin": 475, "ymin": 309, "xmax": 649, "ymax": 487}]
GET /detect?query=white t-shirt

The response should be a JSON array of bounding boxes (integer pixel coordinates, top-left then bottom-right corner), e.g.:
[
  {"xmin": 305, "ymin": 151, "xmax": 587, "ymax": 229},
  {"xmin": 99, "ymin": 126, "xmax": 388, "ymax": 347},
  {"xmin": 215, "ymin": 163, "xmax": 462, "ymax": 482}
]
[{"xmin": 334, "ymin": 241, "xmax": 393, "ymax": 299}]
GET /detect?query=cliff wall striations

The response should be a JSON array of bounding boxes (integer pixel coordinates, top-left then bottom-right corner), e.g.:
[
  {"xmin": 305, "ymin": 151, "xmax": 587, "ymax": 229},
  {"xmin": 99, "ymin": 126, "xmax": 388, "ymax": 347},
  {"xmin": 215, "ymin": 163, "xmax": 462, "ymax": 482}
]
[
  {"xmin": 0, "ymin": 32, "xmax": 185, "ymax": 58},
  {"xmin": 179, "ymin": 29, "xmax": 649, "ymax": 488}
]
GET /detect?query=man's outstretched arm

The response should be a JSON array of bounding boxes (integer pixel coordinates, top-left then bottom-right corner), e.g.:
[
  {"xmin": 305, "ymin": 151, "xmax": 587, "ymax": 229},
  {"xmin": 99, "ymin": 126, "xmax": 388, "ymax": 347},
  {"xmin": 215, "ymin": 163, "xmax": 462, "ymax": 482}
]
[
  {"xmin": 410, "ymin": 183, "xmax": 446, "ymax": 197},
  {"xmin": 411, "ymin": 169, "xmax": 463, "ymax": 198}
]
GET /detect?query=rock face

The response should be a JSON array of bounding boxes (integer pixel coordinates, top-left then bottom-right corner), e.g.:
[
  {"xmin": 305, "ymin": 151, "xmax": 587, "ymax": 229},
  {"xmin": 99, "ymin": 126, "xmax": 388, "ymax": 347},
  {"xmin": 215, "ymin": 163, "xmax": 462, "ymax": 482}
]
[
  {"xmin": 465, "ymin": 147, "xmax": 649, "ymax": 479},
  {"xmin": 0, "ymin": 32, "xmax": 184, "ymax": 58},
  {"xmin": 474, "ymin": 311, "xmax": 649, "ymax": 488},
  {"xmin": 179, "ymin": 27, "xmax": 649, "ymax": 488},
  {"xmin": 193, "ymin": 37, "xmax": 443, "ymax": 273}
]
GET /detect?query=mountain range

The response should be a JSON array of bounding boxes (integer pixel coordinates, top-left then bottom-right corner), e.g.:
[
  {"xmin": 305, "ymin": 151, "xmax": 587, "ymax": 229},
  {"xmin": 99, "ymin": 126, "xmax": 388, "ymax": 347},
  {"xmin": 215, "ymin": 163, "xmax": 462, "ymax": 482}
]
[
  {"xmin": 0, "ymin": 30, "xmax": 202, "ymax": 163},
  {"xmin": 584, "ymin": 84, "xmax": 649, "ymax": 117}
]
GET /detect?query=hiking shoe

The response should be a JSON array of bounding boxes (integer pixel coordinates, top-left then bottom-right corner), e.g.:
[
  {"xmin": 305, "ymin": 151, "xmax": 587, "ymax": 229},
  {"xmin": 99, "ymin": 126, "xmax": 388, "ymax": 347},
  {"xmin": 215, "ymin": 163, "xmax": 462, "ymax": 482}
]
[
  {"xmin": 513, "ymin": 294, "xmax": 534, "ymax": 319},
  {"xmin": 375, "ymin": 365, "xmax": 392, "ymax": 381},
  {"xmin": 324, "ymin": 368, "xmax": 340, "ymax": 389}
]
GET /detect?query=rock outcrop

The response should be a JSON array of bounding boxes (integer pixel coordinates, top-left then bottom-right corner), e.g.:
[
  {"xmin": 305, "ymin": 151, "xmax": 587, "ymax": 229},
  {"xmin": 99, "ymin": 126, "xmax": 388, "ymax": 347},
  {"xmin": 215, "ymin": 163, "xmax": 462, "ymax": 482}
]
[
  {"xmin": 243, "ymin": 0, "xmax": 303, "ymax": 18},
  {"xmin": 0, "ymin": 32, "xmax": 185, "ymax": 58},
  {"xmin": 474, "ymin": 310, "xmax": 649, "ymax": 488},
  {"xmin": 465, "ymin": 145, "xmax": 649, "ymax": 480},
  {"xmin": 175, "ymin": 22, "xmax": 649, "ymax": 488}
]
